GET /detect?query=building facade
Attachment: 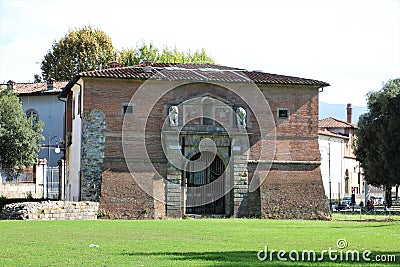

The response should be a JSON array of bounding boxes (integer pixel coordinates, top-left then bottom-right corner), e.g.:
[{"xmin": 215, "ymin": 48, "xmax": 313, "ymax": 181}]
[
  {"xmin": 318, "ymin": 129, "xmax": 347, "ymax": 207},
  {"xmin": 60, "ymin": 63, "xmax": 331, "ymax": 219},
  {"xmin": 318, "ymin": 104, "xmax": 372, "ymax": 206},
  {"xmin": 0, "ymin": 80, "xmax": 66, "ymax": 199},
  {"xmin": 13, "ymin": 80, "xmax": 66, "ymax": 167}
]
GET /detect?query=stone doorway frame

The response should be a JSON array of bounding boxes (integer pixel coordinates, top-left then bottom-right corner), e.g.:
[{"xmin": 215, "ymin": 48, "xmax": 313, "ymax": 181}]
[{"xmin": 163, "ymin": 132, "xmax": 250, "ymax": 218}]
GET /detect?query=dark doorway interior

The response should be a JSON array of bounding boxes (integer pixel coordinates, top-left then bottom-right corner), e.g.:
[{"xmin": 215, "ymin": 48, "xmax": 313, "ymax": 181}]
[{"xmin": 185, "ymin": 152, "xmax": 226, "ymax": 215}]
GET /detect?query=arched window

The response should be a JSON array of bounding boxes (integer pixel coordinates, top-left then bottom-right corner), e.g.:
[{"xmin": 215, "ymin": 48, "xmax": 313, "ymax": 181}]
[{"xmin": 25, "ymin": 109, "xmax": 39, "ymax": 126}]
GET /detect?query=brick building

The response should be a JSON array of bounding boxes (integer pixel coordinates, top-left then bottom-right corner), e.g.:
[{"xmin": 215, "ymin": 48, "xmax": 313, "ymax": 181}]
[{"xmin": 60, "ymin": 63, "xmax": 331, "ymax": 219}]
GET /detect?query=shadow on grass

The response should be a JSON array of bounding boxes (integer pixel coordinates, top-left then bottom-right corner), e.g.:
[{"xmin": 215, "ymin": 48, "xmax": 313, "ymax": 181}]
[
  {"xmin": 121, "ymin": 251, "xmax": 400, "ymax": 266},
  {"xmin": 330, "ymin": 223, "xmax": 394, "ymax": 229}
]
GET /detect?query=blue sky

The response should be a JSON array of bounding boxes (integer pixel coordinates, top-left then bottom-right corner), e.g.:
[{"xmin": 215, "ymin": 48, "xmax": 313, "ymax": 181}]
[{"xmin": 0, "ymin": 0, "xmax": 399, "ymax": 106}]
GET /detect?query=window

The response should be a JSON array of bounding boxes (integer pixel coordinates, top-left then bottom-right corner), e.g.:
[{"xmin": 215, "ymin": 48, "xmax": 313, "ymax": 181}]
[
  {"xmin": 122, "ymin": 103, "xmax": 133, "ymax": 115},
  {"xmin": 277, "ymin": 108, "xmax": 289, "ymax": 119},
  {"xmin": 25, "ymin": 109, "xmax": 39, "ymax": 126}
]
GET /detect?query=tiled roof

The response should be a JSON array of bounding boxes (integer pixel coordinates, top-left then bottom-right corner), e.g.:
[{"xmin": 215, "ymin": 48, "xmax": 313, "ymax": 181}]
[
  {"xmin": 0, "ymin": 81, "xmax": 67, "ymax": 95},
  {"xmin": 61, "ymin": 63, "xmax": 329, "ymax": 97},
  {"xmin": 319, "ymin": 117, "xmax": 358, "ymax": 129},
  {"xmin": 76, "ymin": 63, "xmax": 329, "ymax": 86}
]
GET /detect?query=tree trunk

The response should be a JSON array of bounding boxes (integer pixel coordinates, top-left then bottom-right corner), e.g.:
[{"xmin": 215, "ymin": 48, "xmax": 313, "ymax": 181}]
[{"xmin": 385, "ymin": 185, "xmax": 392, "ymax": 208}]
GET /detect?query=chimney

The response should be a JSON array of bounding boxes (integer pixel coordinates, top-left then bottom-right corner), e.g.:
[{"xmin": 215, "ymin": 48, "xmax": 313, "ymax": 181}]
[
  {"xmin": 108, "ymin": 61, "xmax": 121, "ymax": 69},
  {"xmin": 6, "ymin": 80, "xmax": 15, "ymax": 89},
  {"xmin": 47, "ymin": 78, "xmax": 54, "ymax": 91},
  {"xmin": 346, "ymin": 103, "xmax": 353, "ymax": 123},
  {"xmin": 141, "ymin": 60, "xmax": 153, "ymax": 73}
]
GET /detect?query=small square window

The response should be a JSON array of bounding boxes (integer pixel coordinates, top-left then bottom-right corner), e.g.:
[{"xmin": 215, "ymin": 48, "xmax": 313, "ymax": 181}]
[
  {"xmin": 278, "ymin": 108, "xmax": 289, "ymax": 119},
  {"xmin": 122, "ymin": 103, "xmax": 133, "ymax": 115}
]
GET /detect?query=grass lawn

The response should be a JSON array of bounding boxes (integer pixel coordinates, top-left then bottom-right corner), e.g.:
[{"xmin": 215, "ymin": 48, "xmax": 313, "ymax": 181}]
[
  {"xmin": 332, "ymin": 212, "xmax": 400, "ymax": 221},
  {"xmin": 0, "ymin": 219, "xmax": 399, "ymax": 266}
]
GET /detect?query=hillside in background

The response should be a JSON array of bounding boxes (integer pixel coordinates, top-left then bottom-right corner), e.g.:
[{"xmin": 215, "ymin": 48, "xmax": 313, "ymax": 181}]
[{"xmin": 319, "ymin": 102, "xmax": 367, "ymax": 124}]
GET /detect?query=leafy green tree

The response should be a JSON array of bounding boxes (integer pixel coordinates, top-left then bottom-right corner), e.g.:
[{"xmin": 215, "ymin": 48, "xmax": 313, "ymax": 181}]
[
  {"xmin": 40, "ymin": 25, "xmax": 215, "ymax": 79},
  {"xmin": 33, "ymin": 74, "xmax": 42, "ymax": 83},
  {"xmin": 0, "ymin": 85, "xmax": 44, "ymax": 180},
  {"xmin": 118, "ymin": 48, "xmax": 139, "ymax": 66},
  {"xmin": 354, "ymin": 79, "xmax": 400, "ymax": 207},
  {"xmin": 117, "ymin": 43, "xmax": 215, "ymax": 66},
  {"xmin": 186, "ymin": 48, "xmax": 215, "ymax": 64},
  {"xmin": 41, "ymin": 25, "xmax": 115, "ymax": 81},
  {"xmin": 136, "ymin": 42, "xmax": 159, "ymax": 62}
]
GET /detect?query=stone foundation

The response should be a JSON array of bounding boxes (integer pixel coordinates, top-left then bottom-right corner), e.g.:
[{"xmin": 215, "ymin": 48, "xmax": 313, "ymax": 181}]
[
  {"xmin": 99, "ymin": 169, "xmax": 164, "ymax": 220},
  {"xmin": 1, "ymin": 201, "xmax": 99, "ymax": 220},
  {"xmin": 259, "ymin": 164, "xmax": 331, "ymax": 220}
]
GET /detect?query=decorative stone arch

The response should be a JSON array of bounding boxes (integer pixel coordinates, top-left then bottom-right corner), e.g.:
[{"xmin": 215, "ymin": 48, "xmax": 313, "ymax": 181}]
[{"xmin": 184, "ymin": 145, "xmax": 231, "ymax": 168}]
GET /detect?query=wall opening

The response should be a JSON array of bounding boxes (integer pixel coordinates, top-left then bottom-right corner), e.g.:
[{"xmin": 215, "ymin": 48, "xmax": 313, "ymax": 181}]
[{"xmin": 185, "ymin": 152, "xmax": 226, "ymax": 215}]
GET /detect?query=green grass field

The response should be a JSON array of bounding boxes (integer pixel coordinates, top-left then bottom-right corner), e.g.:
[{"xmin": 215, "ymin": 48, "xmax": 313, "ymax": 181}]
[{"xmin": 0, "ymin": 218, "xmax": 399, "ymax": 266}]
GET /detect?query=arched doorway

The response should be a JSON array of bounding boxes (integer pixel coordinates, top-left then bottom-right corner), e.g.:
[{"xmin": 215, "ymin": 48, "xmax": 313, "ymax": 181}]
[{"xmin": 185, "ymin": 152, "xmax": 226, "ymax": 215}]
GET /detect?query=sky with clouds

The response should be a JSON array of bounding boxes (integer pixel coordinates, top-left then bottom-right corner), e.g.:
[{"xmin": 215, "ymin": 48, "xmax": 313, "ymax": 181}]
[{"xmin": 0, "ymin": 0, "xmax": 399, "ymax": 106}]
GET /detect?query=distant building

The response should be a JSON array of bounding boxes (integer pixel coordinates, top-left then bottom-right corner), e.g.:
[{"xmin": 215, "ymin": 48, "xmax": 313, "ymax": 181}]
[
  {"xmin": 318, "ymin": 104, "xmax": 381, "ymax": 206},
  {"xmin": 318, "ymin": 128, "xmax": 347, "ymax": 204},
  {"xmin": 0, "ymin": 80, "xmax": 66, "ymax": 199},
  {"xmin": 11, "ymin": 80, "xmax": 66, "ymax": 167}
]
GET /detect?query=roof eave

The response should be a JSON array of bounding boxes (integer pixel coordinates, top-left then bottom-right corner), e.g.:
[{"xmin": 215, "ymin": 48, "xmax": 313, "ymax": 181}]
[
  {"xmin": 18, "ymin": 91, "xmax": 62, "ymax": 96},
  {"xmin": 256, "ymin": 81, "xmax": 330, "ymax": 87},
  {"xmin": 318, "ymin": 131, "xmax": 349, "ymax": 139},
  {"xmin": 59, "ymin": 75, "xmax": 81, "ymax": 98}
]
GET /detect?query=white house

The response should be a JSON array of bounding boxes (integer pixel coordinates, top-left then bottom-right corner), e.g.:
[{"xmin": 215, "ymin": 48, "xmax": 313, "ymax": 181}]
[
  {"xmin": 318, "ymin": 104, "xmax": 376, "ymax": 207},
  {"xmin": 318, "ymin": 129, "xmax": 347, "ymax": 205}
]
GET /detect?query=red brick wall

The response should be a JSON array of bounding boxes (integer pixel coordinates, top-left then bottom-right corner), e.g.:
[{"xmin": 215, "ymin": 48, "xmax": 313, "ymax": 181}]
[
  {"xmin": 99, "ymin": 169, "xmax": 163, "ymax": 219},
  {"xmin": 83, "ymin": 80, "xmax": 321, "ymax": 163},
  {"xmin": 81, "ymin": 78, "xmax": 329, "ymax": 219}
]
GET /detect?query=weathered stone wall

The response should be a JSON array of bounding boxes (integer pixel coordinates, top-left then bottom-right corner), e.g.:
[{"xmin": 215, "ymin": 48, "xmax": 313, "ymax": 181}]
[
  {"xmin": 259, "ymin": 164, "xmax": 331, "ymax": 220},
  {"xmin": 0, "ymin": 160, "xmax": 47, "ymax": 199},
  {"xmin": 99, "ymin": 168, "xmax": 165, "ymax": 220},
  {"xmin": 81, "ymin": 109, "xmax": 106, "ymax": 201},
  {"xmin": 1, "ymin": 201, "xmax": 99, "ymax": 220}
]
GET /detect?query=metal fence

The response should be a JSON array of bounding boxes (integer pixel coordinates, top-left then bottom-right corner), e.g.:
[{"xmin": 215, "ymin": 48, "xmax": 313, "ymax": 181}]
[
  {"xmin": 332, "ymin": 205, "xmax": 400, "ymax": 221},
  {"xmin": 46, "ymin": 167, "xmax": 59, "ymax": 199}
]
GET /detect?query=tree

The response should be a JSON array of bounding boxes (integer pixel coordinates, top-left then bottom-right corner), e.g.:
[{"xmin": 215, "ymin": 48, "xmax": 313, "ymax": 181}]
[
  {"xmin": 41, "ymin": 25, "xmax": 115, "ymax": 81},
  {"xmin": 118, "ymin": 48, "xmax": 139, "ymax": 66},
  {"xmin": 117, "ymin": 43, "xmax": 215, "ymax": 66},
  {"xmin": 40, "ymin": 25, "xmax": 215, "ymax": 80},
  {"xmin": 33, "ymin": 74, "xmax": 42, "ymax": 83},
  {"xmin": 0, "ymin": 84, "xmax": 44, "ymax": 180},
  {"xmin": 354, "ymin": 79, "xmax": 400, "ymax": 207}
]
